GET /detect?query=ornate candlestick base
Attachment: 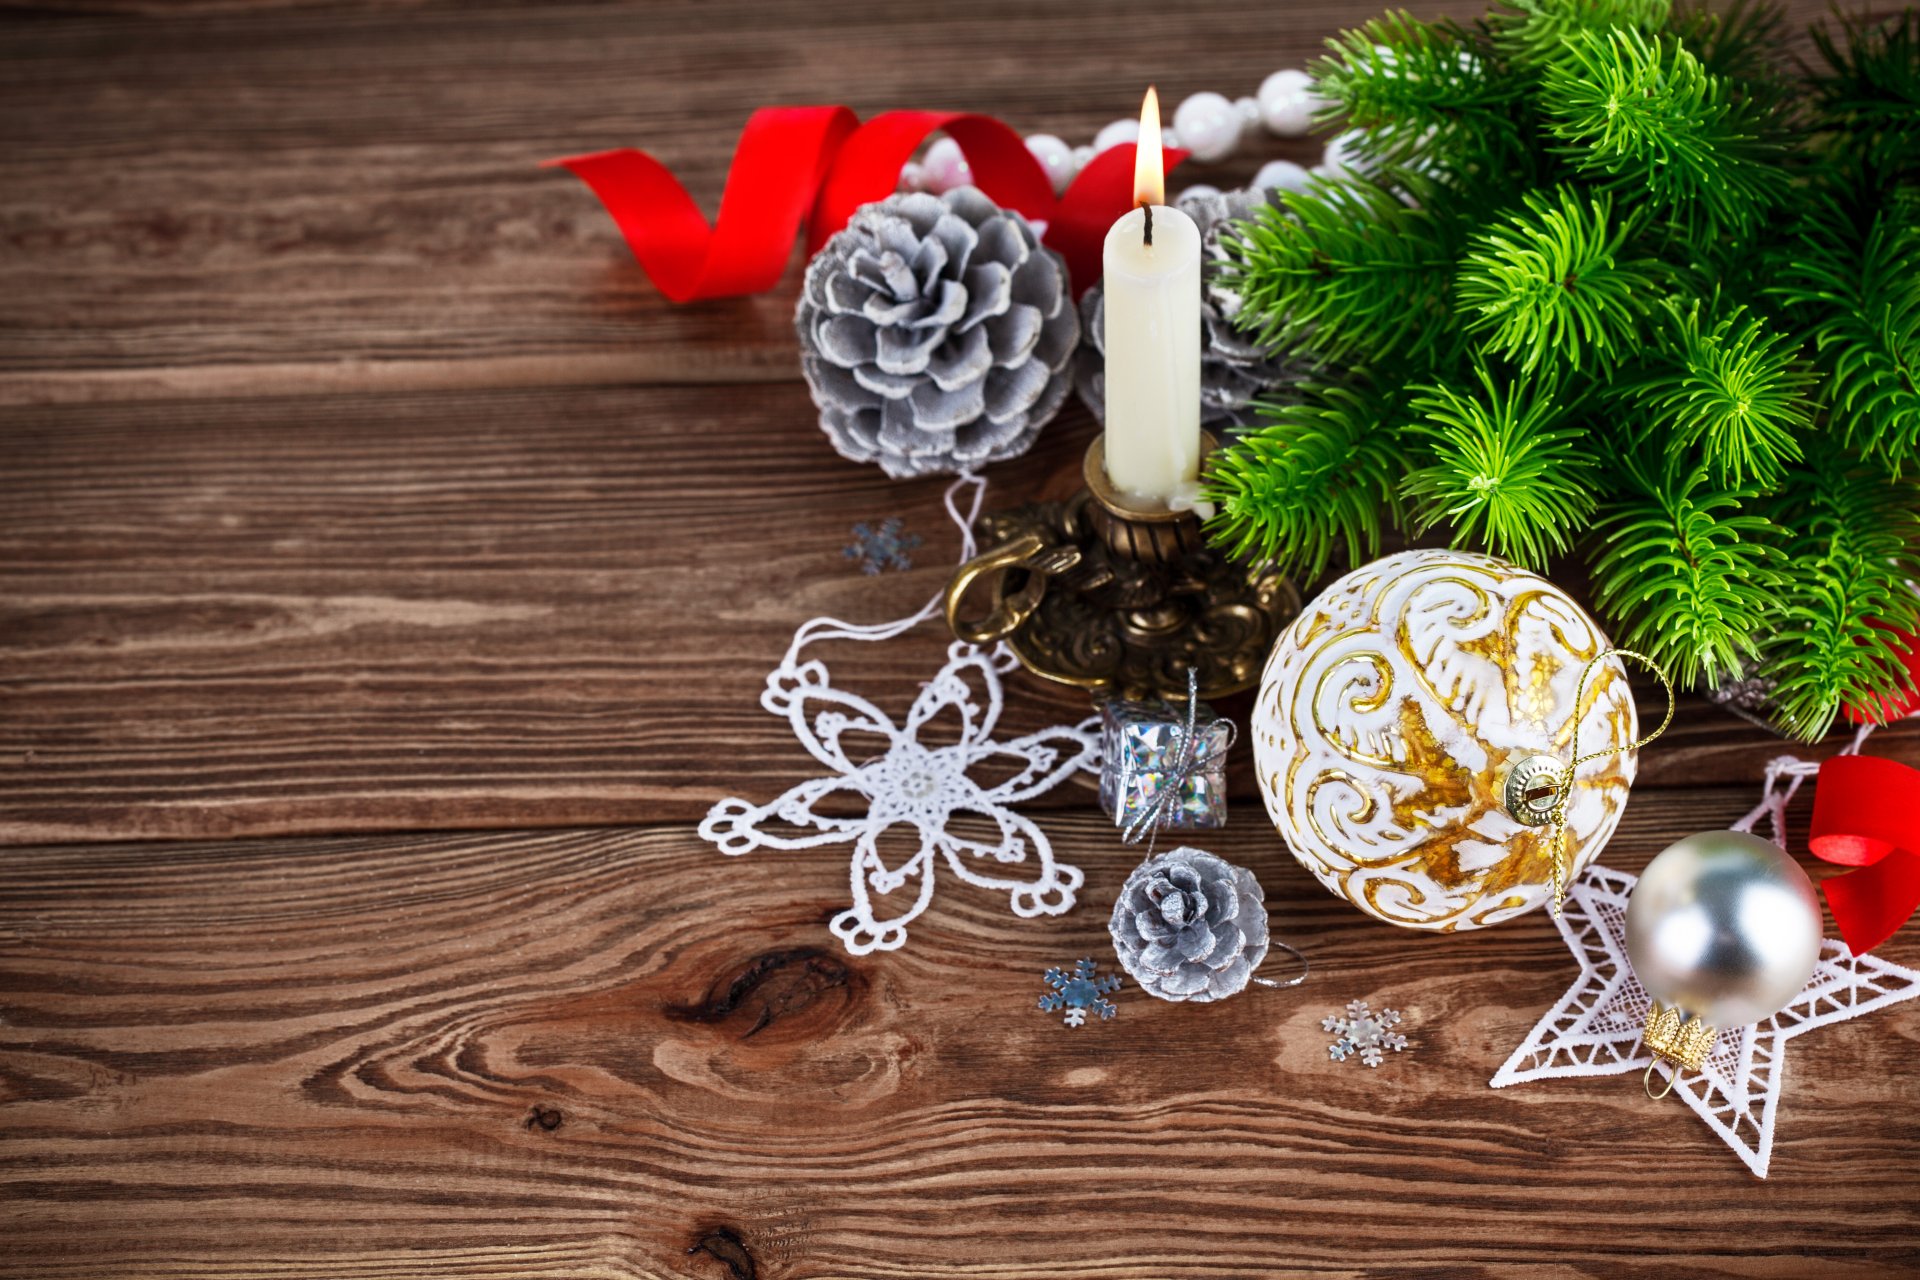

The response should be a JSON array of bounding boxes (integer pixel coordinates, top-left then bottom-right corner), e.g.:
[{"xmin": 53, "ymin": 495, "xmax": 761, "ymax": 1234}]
[{"xmin": 943, "ymin": 433, "xmax": 1299, "ymax": 701}]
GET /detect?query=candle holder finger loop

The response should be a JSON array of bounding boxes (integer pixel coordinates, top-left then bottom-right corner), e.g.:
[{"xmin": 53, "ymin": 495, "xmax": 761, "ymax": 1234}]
[
  {"xmin": 942, "ymin": 435, "xmax": 1300, "ymax": 701},
  {"xmin": 944, "ymin": 532, "xmax": 1084, "ymax": 645}
]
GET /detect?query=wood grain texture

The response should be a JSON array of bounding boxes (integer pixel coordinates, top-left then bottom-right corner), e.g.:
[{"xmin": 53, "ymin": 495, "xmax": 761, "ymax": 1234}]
[
  {"xmin": 4, "ymin": 1, "xmax": 1919, "ymax": 1274},
  {"xmin": 3, "ymin": 791, "xmax": 1917, "ymax": 1279},
  {"xmin": 7, "ymin": 384, "xmax": 1916, "ymax": 844},
  {"xmin": 0, "ymin": 0, "xmax": 1837, "ymax": 404}
]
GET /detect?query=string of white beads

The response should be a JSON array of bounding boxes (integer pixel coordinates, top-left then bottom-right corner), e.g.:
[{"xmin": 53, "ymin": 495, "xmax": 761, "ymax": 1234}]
[{"xmin": 906, "ymin": 69, "xmax": 1331, "ymax": 198}]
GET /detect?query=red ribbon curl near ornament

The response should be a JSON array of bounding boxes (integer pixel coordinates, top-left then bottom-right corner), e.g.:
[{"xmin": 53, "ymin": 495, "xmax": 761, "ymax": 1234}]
[
  {"xmin": 547, "ymin": 106, "xmax": 1187, "ymax": 302},
  {"xmin": 1810, "ymin": 753, "xmax": 1920, "ymax": 955}
]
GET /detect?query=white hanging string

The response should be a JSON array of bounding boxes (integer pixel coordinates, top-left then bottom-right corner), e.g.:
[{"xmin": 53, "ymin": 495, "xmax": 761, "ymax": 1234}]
[{"xmin": 776, "ymin": 472, "xmax": 986, "ymax": 672}]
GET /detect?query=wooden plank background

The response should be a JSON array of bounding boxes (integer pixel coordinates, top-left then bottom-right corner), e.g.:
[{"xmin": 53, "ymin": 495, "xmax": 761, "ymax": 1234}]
[{"xmin": 2, "ymin": 1, "xmax": 1917, "ymax": 1276}]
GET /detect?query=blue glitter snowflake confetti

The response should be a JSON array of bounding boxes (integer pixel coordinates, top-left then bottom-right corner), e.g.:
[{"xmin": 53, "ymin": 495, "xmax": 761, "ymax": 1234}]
[
  {"xmin": 843, "ymin": 518, "xmax": 922, "ymax": 575},
  {"xmin": 1037, "ymin": 957, "xmax": 1123, "ymax": 1028}
]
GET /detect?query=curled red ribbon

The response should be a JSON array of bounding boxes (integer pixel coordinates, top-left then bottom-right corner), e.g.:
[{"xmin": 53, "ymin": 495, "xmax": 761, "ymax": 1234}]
[
  {"xmin": 1811, "ymin": 753, "xmax": 1920, "ymax": 955},
  {"xmin": 547, "ymin": 106, "xmax": 1187, "ymax": 302}
]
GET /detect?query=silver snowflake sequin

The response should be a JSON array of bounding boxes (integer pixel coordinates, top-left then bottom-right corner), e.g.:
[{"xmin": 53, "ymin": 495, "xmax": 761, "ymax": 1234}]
[
  {"xmin": 1324, "ymin": 999, "xmax": 1408, "ymax": 1067},
  {"xmin": 843, "ymin": 517, "xmax": 922, "ymax": 575},
  {"xmin": 1038, "ymin": 957, "xmax": 1122, "ymax": 1028}
]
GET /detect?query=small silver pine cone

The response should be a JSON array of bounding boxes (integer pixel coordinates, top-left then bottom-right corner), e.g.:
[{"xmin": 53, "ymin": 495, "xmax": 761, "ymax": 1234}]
[
  {"xmin": 1076, "ymin": 186, "xmax": 1304, "ymax": 435},
  {"xmin": 798, "ymin": 187, "xmax": 1079, "ymax": 479},
  {"xmin": 1109, "ymin": 847, "xmax": 1270, "ymax": 1002}
]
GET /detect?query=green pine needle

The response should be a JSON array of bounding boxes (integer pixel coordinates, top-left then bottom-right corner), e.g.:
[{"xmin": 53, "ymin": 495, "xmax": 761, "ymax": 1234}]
[
  {"xmin": 1403, "ymin": 367, "xmax": 1597, "ymax": 567},
  {"xmin": 1808, "ymin": 7, "xmax": 1920, "ymax": 176},
  {"xmin": 1455, "ymin": 186, "xmax": 1657, "ymax": 375},
  {"xmin": 1632, "ymin": 299, "xmax": 1814, "ymax": 486},
  {"xmin": 1669, "ymin": 0, "xmax": 1791, "ymax": 92},
  {"xmin": 1770, "ymin": 204, "xmax": 1920, "ymax": 475},
  {"xmin": 1763, "ymin": 456, "xmax": 1920, "ymax": 741},
  {"xmin": 1204, "ymin": 382, "xmax": 1410, "ymax": 580},
  {"xmin": 1540, "ymin": 27, "xmax": 1790, "ymax": 237},
  {"xmin": 1590, "ymin": 456, "xmax": 1786, "ymax": 688},
  {"xmin": 1207, "ymin": 1, "xmax": 1917, "ymax": 737},
  {"xmin": 1489, "ymin": 0, "xmax": 1672, "ymax": 70},
  {"xmin": 1315, "ymin": 12, "xmax": 1523, "ymax": 175},
  {"xmin": 1223, "ymin": 177, "xmax": 1456, "ymax": 370}
]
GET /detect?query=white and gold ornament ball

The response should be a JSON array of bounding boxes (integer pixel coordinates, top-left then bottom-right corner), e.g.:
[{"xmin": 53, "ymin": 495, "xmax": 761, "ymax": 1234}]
[{"xmin": 1250, "ymin": 549, "xmax": 1639, "ymax": 931}]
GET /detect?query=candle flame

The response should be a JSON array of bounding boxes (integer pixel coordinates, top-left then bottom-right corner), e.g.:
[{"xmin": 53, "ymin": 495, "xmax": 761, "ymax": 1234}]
[{"xmin": 1133, "ymin": 86, "xmax": 1164, "ymax": 208}]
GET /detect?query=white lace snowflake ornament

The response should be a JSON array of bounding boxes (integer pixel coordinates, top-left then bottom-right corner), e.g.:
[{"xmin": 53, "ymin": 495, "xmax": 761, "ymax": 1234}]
[
  {"xmin": 701, "ymin": 639, "xmax": 1097, "ymax": 954},
  {"xmin": 1491, "ymin": 863, "xmax": 1920, "ymax": 1177},
  {"xmin": 697, "ymin": 476, "xmax": 1101, "ymax": 959}
]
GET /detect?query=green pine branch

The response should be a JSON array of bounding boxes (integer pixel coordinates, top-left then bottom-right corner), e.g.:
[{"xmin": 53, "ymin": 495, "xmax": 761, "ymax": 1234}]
[
  {"xmin": 1669, "ymin": 0, "xmax": 1792, "ymax": 97},
  {"xmin": 1455, "ymin": 186, "xmax": 1658, "ymax": 375},
  {"xmin": 1762, "ymin": 455, "xmax": 1920, "ymax": 741},
  {"xmin": 1208, "ymin": 0, "xmax": 1916, "ymax": 737},
  {"xmin": 1402, "ymin": 365, "xmax": 1597, "ymax": 567},
  {"xmin": 1540, "ymin": 27, "xmax": 1791, "ymax": 237},
  {"xmin": 1222, "ymin": 177, "xmax": 1457, "ymax": 370},
  {"xmin": 1589, "ymin": 455, "xmax": 1786, "ymax": 688},
  {"xmin": 1489, "ymin": 0, "xmax": 1672, "ymax": 71},
  {"xmin": 1629, "ymin": 298, "xmax": 1814, "ymax": 487},
  {"xmin": 1808, "ymin": 7, "xmax": 1920, "ymax": 177},
  {"xmin": 1770, "ymin": 202, "xmax": 1920, "ymax": 475},
  {"xmin": 1314, "ymin": 11, "xmax": 1524, "ymax": 176},
  {"xmin": 1203, "ymin": 382, "xmax": 1412, "ymax": 580}
]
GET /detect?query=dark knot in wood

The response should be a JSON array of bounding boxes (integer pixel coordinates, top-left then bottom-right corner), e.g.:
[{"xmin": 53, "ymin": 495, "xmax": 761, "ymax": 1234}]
[
  {"xmin": 524, "ymin": 1105, "xmax": 563, "ymax": 1131},
  {"xmin": 686, "ymin": 1226, "xmax": 756, "ymax": 1280},
  {"xmin": 664, "ymin": 946, "xmax": 854, "ymax": 1039}
]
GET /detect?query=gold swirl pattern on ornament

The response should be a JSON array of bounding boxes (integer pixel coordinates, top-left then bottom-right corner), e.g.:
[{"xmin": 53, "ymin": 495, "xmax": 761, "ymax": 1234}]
[{"xmin": 1273, "ymin": 554, "xmax": 1637, "ymax": 930}]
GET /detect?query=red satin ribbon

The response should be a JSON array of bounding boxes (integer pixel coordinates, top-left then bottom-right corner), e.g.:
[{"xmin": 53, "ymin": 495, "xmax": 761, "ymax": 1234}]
[
  {"xmin": 1810, "ymin": 753, "xmax": 1920, "ymax": 955},
  {"xmin": 547, "ymin": 106, "xmax": 1186, "ymax": 301}
]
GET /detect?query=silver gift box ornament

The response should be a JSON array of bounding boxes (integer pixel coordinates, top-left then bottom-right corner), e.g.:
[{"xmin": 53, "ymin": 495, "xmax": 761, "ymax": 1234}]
[{"xmin": 1098, "ymin": 696, "xmax": 1231, "ymax": 831}]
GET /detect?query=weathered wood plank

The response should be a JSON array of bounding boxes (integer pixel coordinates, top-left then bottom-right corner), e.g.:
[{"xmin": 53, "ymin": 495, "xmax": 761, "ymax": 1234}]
[
  {"xmin": 6, "ymin": 384, "xmax": 1914, "ymax": 844},
  {"xmin": 2, "ymin": 790, "xmax": 1915, "ymax": 1278},
  {"xmin": 0, "ymin": 0, "xmax": 1838, "ymax": 404}
]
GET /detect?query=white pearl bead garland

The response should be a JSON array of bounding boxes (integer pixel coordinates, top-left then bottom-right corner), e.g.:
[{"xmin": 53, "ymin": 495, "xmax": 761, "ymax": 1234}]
[
  {"xmin": 1172, "ymin": 90, "xmax": 1240, "ymax": 163},
  {"xmin": 1024, "ymin": 133, "xmax": 1076, "ymax": 196},
  {"xmin": 1092, "ymin": 118, "xmax": 1140, "ymax": 153},
  {"xmin": 894, "ymin": 67, "xmax": 1334, "ymax": 198},
  {"xmin": 1257, "ymin": 69, "xmax": 1321, "ymax": 138},
  {"xmin": 920, "ymin": 136, "xmax": 972, "ymax": 193}
]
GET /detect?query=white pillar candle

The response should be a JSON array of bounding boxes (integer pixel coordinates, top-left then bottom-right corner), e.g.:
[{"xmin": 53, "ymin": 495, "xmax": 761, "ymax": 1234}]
[{"xmin": 1101, "ymin": 87, "xmax": 1203, "ymax": 506}]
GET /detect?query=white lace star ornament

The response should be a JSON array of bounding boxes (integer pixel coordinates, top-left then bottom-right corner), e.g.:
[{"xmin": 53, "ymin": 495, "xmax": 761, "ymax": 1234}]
[
  {"xmin": 1491, "ymin": 864, "xmax": 1920, "ymax": 1177},
  {"xmin": 700, "ymin": 639, "xmax": 1099, "ymax": 956}
]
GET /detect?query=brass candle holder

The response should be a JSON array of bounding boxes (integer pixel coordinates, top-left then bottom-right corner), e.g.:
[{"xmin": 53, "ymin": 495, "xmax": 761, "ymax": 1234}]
[{"xmin": 943, "ymin": 432, "xmax": 1300, "ymax": 701}]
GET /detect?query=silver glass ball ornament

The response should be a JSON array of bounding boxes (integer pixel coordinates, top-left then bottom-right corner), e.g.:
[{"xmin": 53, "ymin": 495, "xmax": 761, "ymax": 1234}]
[{"xmin": 1625, "ymin": 831, "xmax": 1823, "ymax": 1029}]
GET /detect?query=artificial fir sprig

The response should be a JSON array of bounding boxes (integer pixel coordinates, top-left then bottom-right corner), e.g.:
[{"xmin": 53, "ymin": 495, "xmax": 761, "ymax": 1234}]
[
  {"xmin": 1540, "ymin": 27, "xmax": 1791, "ymax": 238},
  {"xmin": 1456, "ymin": 187, "xmax": 1657, "ymax": 374},
  {"xmin": 1403, "ymin": 366, "xmax": 1596, "ymax": 567},
  {"xmin": 1589, "ymin": 456, "xmax": 1785, "ymax": 687},
  {"xmin": 1635, "ymin": 299, "xmax": 1814, "ymax": 486},
  {"xmin": 1490, "ymin": 0, "xmax": 1672, "ymax": 71},
  {"xmin": 1316, "ymin": 12, "xmax": 1525, "ymax": 177},
  {"xmin": 1765, "ymin": 457, "xmax": 1920, "ymax": 739},
  {"xmin": 1207, "ymin": 382, "xmax": 1410, "ymax": 579},
  {"xmin": 1770, "ymin": 204, "xmax": 1920, "ymax": 474},
  {"xmin": 1222, "ymin": 177, "xmax": 1456, "ymax": 368},
  {"xmin": 1211, "ymin": 1, "xmax": 1920, "ymax": 739}
]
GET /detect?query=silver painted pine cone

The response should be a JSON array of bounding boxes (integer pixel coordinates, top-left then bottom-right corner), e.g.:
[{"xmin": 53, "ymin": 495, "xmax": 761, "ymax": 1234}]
[
  {"xmin": 1076, "ymin": 186, "xmax": 1304, "ymax": 435},
  {"xmin": 1109, "ymin": 847, "xmax": 1270, "ymax": 1002},
  {"xmin": 798, "ymin": 187, "xmax": 1079, "ymax": 478}
]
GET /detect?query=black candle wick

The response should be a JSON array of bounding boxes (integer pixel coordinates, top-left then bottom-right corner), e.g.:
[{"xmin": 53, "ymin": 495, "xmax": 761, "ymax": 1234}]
[{"xmin": 1143, "ymin": 203, "xmax": 1154, "ymax": 248}]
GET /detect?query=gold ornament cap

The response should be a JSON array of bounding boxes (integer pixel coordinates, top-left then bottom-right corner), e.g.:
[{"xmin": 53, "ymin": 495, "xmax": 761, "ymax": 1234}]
[{"xmin": 1641, "ymin": 1000, "xmax": 1717, "ymax": 1099}]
